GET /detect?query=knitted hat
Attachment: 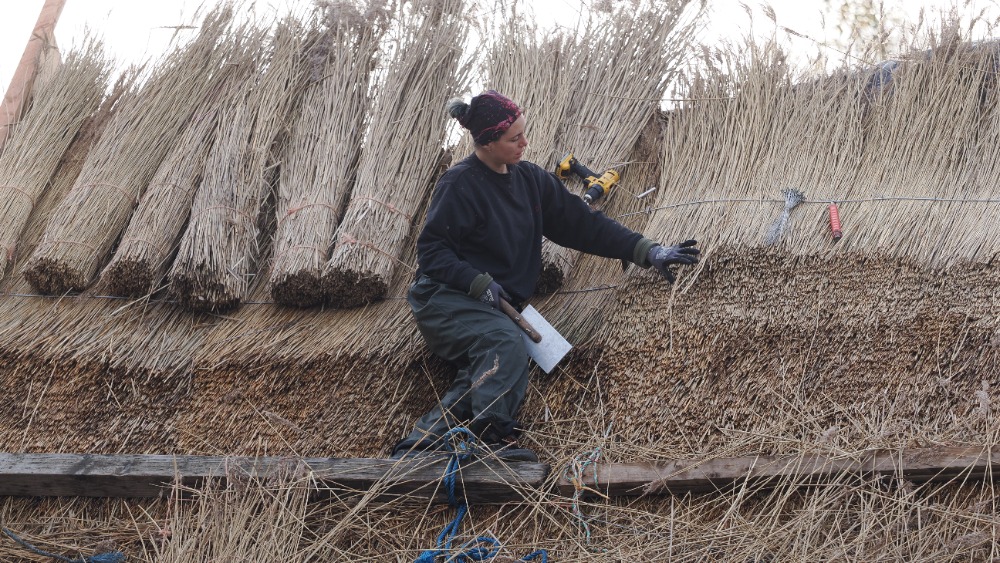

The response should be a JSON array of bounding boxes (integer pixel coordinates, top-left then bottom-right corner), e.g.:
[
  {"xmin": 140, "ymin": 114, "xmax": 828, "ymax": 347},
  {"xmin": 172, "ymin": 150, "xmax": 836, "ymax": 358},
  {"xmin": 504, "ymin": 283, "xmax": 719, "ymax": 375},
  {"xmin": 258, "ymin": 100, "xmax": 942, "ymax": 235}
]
[{"xmin": 447, "ymin": 90, "xmax": 522, "ymax": 145}]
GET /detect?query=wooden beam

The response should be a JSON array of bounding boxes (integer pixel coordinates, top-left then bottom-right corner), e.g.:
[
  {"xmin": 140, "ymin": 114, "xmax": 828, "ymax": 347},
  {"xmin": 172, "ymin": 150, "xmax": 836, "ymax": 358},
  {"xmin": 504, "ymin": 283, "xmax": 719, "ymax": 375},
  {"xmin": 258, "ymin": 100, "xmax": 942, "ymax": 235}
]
[
  {"xmin": 557, "ymin": 446, "xmax": 1000, "ymax": 497},
  {"xmin": 0, "ymin": 0, "xmax": 66, "ymax": 151},
  {"xmin": 0, "ymin": 453, "xmax": 548, "ymax": 504}
]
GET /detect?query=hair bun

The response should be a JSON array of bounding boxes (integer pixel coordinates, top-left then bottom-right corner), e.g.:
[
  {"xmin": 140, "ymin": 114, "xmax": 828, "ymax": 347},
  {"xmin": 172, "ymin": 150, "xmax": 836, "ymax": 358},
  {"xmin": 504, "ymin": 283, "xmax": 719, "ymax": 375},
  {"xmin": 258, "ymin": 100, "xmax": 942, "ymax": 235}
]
[{"xmin": 446, "ymin": 98, "xmax": 470, "ymax": 122}]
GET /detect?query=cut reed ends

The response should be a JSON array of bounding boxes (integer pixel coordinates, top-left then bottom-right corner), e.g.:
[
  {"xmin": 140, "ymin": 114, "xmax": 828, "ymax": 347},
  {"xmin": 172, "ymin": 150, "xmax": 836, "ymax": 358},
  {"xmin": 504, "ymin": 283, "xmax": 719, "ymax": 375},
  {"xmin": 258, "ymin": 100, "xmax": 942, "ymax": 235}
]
[
  {"xmin": 269, "ymin": 1, "xmax": 386, "ymax": 308},
  {"xmin": 0, "ymin": 40, "xmax": 109, "ymax": 281},
  {"xmin": 320, "ymin": 0, "xmax": 471, "ymax": 308},
  {"xmin": 22, "ymin": 6, "xmax": 241, "ymax": 295}
]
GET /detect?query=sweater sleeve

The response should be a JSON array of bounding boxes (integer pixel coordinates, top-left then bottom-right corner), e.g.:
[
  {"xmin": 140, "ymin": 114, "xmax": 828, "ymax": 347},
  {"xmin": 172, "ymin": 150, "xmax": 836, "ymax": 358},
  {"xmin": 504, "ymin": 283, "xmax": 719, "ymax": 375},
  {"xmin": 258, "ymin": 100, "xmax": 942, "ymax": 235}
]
[
  {"xmin": 415, "ymin": 178, "xmax": 490, "ymax": 296},
  {"xmin": 537, "ymin": 167, "xmax": 657, "ymax": 265}
]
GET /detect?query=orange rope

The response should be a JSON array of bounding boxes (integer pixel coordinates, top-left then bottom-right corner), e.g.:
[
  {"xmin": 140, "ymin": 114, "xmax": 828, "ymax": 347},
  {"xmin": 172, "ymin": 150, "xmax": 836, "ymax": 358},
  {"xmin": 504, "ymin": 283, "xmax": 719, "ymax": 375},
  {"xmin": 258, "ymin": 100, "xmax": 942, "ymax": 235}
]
[
  {"xmin": 351, "ymin": 196, "xmax": 413, "ymax": 223},
  {"xmin": 336, "ymin": 233, "xmax": 417, "ymax": 272},
  {"xmin": 276, "ymin": 202, "xmax": 340, "ymax": 229},
  {"xmin": 39, "ymin": 239, "xmax": 97, "ymax": 251},
  {"xmin": 190, "ymin": 205, "xmax": 255, "ymax": 226},
  {"xmin": 147, "ymin": 180, "xmax": 195, "ymax": 197},
  {"xmin": 117, "ymin": 237, "xmax": 169, "ymax": 259},
  {"xmin": 77, "ymin": 182, "xmax": 138, "ymax": 205},
  {"xmin": 0, "ymin": 185, "xmax": 36, "ymax": 209}
]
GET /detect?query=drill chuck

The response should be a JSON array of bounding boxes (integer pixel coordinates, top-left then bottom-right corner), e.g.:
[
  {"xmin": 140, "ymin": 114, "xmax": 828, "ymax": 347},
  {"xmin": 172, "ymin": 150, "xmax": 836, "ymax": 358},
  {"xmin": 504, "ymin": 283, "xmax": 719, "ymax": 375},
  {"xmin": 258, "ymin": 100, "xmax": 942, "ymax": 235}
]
[{"xmin": 582, "ymin": 169, "xmax": 620, "ymax": 205}]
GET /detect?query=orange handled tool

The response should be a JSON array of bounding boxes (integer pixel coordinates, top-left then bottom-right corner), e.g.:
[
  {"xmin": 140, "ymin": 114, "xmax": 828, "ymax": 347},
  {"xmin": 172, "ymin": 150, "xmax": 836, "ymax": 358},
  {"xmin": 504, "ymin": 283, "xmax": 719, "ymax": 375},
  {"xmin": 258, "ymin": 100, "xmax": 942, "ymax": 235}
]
[{"xmin": 828, "ymin": 203, "xmax": 843, "ymax": 241}]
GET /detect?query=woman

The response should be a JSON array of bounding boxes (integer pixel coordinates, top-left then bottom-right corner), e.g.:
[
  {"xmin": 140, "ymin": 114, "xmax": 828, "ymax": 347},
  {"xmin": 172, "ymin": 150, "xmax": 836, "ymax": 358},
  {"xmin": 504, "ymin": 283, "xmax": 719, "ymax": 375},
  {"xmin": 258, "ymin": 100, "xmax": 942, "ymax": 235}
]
[{"xmin": 391, "ymin": 90, "xmax": 699, "ymax": 461}]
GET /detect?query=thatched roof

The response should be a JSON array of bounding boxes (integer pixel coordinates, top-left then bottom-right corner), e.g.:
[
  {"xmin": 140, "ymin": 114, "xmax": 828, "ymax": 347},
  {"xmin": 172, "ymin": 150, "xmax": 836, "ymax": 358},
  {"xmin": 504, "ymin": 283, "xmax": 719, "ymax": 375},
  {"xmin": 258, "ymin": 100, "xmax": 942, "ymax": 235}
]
[{"xmin": 1, "ymin": 0, "xmax": 999, "ymax": 561}]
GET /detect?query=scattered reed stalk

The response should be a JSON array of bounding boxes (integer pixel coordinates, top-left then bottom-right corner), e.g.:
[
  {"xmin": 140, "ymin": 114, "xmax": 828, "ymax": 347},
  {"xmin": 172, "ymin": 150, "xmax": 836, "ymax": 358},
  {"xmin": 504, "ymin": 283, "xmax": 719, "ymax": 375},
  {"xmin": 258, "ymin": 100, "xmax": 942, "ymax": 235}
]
[
  {"xmin": 151, "ymin": 465, "xmax": 312, "ymax": 562},
  {"xmin": 269, "ymin": 2, "xmax": 387, "ymax": 308},
  {"xmin": 100, "ymin": 29, "xmax": 267, "ymax": 299},
  {"xmin": 169, "ymin": 15, "xmax": 312, "ymax": 312},
  {"xmin": 321, "ymin": 0, "xmax": 472, "ymax": 308},
  {"xmin": 21, "ymin": 6, "xmax": 241, "ymax": 295},
  {"xmin": 537, "ymin": 0, "xmax": 702, "ymax": 295},
  {"xmin": 0, "ymin": 39, "xmax": 109, "ymax": 281}
]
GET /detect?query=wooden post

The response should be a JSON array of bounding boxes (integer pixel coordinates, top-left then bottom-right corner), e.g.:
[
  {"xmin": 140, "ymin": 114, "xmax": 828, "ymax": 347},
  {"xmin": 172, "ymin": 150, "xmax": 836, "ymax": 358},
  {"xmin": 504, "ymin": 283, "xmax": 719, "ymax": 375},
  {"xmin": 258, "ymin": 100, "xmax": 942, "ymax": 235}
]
[{"xmin": 0, "ymin": 0, "xmax": 67, "ymax": 152}]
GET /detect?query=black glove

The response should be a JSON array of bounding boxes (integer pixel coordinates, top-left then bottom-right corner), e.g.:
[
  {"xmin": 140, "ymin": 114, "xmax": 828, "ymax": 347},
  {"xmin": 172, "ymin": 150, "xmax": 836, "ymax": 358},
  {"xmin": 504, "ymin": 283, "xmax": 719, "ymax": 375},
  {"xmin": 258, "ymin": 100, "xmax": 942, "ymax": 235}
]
[
  {"xmin": 478, "ymin": 280, "xmax": 510, "ymax": 309},
  {"xmin": 647, "ymin": 239, "xmax": 700, "ymax": 283}
]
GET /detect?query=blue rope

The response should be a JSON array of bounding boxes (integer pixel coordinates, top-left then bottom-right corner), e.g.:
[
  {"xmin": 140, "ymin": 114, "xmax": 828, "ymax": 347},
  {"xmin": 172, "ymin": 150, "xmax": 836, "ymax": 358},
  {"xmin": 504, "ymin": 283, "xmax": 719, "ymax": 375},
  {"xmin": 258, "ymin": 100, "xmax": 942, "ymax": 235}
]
[
  {"xmin": 413, "ymin": 428, "xmax": 548, "ymax": 563},
  {"xmin": 2, "ymin": 528, "xmax": 125, "ymax": 563}
]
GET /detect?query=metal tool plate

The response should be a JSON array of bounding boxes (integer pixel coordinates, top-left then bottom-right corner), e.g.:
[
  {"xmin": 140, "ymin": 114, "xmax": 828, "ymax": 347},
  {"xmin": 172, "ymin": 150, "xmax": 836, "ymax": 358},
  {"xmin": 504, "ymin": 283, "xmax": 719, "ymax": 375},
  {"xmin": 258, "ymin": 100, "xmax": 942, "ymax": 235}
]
[{"xmin": 519, "ymin": 305, "xmax": 572, "ymax": 373}]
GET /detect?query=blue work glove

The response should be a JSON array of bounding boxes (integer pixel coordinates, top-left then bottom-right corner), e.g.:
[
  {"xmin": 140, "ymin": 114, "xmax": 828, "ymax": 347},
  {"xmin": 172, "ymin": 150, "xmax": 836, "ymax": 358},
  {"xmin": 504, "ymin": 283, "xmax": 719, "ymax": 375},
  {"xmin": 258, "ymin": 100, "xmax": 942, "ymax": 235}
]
[
  {"xmin": 478, "ymin": 280, "xmax": 511, "ymax": 309},
  {"xmin": 647, "ymin": 239, "xmax": 700, "ymax": 283}
]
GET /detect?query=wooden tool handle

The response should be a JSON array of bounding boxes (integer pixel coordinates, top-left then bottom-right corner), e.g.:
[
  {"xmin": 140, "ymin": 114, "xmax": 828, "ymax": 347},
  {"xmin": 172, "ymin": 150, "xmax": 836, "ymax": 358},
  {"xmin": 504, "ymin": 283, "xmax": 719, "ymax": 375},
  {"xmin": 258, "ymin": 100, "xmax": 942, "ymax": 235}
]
[{"xmin": 499, "ymin": 299, "xmax": 542, "ymax": 343}]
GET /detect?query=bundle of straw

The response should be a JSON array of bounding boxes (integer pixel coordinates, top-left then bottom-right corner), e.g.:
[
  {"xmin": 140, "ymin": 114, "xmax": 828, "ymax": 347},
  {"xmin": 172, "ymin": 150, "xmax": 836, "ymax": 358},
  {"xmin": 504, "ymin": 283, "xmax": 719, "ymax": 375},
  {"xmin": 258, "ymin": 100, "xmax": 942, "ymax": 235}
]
[
  {"xmin": 0, "ymin": 39, "xmax": 109, "ymax": 281},
  {"xmin": 99, "ymin": 111, "xmax": 218, "ymax": 297},
  {"xmin": 22, "ymin": 6, "xmax": 241, "ymax": 295},
  {"xmin": 100, "ymin": 27, "xmax": 268, "ymax": 298},
  {"xmin": 169, "ymin": 16, "xmax": 312, "ymax": 312},
  {"xmin": 321, "ymin": 0, "xmax": 471, "ymax": 308},
  {"xmin": 536, "ymin": 0, "xmax": 700, "ymax": 295},
  {"xmin": 269, "ymin": 2, "xmax": 387, "ymax": 308}
]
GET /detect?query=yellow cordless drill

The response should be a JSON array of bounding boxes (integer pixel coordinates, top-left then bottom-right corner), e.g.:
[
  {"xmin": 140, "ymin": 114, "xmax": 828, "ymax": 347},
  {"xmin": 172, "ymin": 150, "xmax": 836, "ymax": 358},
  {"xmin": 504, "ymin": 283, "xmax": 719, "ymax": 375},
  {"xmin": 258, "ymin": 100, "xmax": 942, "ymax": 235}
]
[{"xmin": 555, "ymin": 153, "xmax": 620, "ymax": 205}]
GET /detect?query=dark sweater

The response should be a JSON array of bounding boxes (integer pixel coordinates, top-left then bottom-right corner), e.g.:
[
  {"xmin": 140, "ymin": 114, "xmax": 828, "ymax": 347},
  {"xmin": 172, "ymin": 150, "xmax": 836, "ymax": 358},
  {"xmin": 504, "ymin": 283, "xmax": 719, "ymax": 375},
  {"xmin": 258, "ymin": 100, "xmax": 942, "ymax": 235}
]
[{"xmin": 415, "ymin": 154, "xmax": 656, "ymax": 304}]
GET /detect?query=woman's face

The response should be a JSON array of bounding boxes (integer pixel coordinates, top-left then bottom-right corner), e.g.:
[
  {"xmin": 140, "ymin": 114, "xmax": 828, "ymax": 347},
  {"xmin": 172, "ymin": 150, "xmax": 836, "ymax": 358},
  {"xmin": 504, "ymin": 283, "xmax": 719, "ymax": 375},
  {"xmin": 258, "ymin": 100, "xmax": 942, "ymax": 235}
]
[{"xmin": 487, "ymin": 115, "xmax": 529, "ymax": 165}]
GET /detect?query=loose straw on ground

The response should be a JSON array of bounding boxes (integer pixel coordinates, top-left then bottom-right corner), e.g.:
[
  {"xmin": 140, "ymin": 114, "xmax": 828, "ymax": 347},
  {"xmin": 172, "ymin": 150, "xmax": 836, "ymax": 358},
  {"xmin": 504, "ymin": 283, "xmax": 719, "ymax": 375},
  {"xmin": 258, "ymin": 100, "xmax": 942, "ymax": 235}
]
[
  {"xmin": 22, "ymin": 5, "xmax": 242, "ymax": 295},
  {"xmin": 269, "ymin": 1, "xmax": 387, "ymax": 308},
  {"xmin": 0, "ymin": 39, "xmax": 109, "ymax": 281},
  {"xmin": 321, "ymin": 0, "xmax": 472, "ymax": 308}
]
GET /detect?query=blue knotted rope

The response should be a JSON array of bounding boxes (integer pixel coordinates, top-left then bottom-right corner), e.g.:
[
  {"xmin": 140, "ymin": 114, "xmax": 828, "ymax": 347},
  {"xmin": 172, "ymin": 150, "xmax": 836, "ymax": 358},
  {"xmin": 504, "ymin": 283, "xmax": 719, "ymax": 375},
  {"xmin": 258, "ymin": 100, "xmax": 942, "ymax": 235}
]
[
  {"xmin": 2, "ymin": 527, "xmax": 125, "ymax": 563},
  {"xmin": 413, "ymin": 427, "xmax": 548, "ymax": 563}
]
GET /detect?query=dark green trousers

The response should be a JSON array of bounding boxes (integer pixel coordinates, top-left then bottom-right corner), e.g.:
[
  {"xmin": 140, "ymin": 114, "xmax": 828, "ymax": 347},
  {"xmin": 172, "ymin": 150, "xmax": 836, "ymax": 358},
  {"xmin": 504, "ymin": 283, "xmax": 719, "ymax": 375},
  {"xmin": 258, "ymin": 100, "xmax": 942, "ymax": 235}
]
[{"xmin": 398, "ymin": 275, "xmax": 530, "ymax": 450}]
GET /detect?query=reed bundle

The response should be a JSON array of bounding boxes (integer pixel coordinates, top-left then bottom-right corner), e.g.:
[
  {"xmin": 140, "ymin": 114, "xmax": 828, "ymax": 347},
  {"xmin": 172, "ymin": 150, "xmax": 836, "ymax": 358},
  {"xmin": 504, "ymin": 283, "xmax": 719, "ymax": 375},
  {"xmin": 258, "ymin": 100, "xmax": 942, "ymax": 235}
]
[
  {"xmin": 320, "ymin": 0, "xmax": 472, "ymax": 308},
  {"xmin": 536, "ymin": 0, "xmax": 701, "ymax": 295},
  {"xmin": 21, "ymin": 6, "xmax": 241, "ymax": 295},
  {"xmin": 0, "ymin": 40, "xmax": 109, "ymax": 281},
  {"xmin": 168, "ymin": 16, "xmax": 312, "ymax": 312},
  {"xmin": 100, "ymin": 28, "xmax": 268, "ymax": 299},
  {"xmin": 99, "ymin": 112, "xmax": 217, "ymax": 297},
  {"xmin": 269, "ymin": 2, "xmax": 387, "ymax": 308}
]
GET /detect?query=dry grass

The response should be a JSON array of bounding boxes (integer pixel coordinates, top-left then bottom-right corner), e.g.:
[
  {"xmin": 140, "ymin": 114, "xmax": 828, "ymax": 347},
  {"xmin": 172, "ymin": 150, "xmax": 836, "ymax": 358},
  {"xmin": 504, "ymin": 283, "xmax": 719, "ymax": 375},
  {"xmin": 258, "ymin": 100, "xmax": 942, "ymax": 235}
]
[
  {"xmin": 320, "ymin": 0, "xmax": 472, "ymax": 308},
  {"xmin": 0, "ymin": 5, "xmax": 999, "ymax": 562},
  {"xmin": 0, "ymin": 39, "xmax": 109, "ymax": 282},
  {"xmin": 21, "ymin": 5, "xmax": 243, "ymax": 295},
  {"xmin": 168, "ymin": 13, "xmax": 311, "ymax": 312},
  {"xmin": 268, "ymin": 1, "xmax": 388, "ymax": 308}
]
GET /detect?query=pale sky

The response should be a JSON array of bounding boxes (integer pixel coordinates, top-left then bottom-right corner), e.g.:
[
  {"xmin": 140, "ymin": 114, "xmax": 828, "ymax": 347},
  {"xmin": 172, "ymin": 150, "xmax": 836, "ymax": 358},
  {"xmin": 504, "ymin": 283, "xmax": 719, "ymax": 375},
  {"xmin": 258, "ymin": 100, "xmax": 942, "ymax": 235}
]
[{"xmin": 1, "ymin": 0, "xmax": 997, "ymax": 101}]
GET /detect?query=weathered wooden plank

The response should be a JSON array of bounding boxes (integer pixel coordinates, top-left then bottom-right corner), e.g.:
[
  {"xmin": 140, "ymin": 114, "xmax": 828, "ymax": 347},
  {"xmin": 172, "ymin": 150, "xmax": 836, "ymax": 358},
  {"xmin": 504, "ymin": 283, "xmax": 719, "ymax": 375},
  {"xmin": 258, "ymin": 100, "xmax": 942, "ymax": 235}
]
[
  {"xmin": 0, "ymin": 454, "xmax": 548, "ymax": 504},
  {"xmin": 557, "ymin": 446, "xmax": 1000, "ymax": 497}
]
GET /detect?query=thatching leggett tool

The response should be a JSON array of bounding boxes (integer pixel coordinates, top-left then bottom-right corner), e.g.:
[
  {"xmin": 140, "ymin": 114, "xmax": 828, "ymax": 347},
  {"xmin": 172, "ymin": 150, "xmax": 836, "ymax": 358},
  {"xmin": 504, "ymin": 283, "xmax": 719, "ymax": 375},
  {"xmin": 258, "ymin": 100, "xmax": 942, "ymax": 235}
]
[
  {"xmin": 499, "ymin": 297, "xmax": 572, "ymax": 374},
  {"xmin": 555, "ymin": 153, "xmax": 620, "ymax": 205}
]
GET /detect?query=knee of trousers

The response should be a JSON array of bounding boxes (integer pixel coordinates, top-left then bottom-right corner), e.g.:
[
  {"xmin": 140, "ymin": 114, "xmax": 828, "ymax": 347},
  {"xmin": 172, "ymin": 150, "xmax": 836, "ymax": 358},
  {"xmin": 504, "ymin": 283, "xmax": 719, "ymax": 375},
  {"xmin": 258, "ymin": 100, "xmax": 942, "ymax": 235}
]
[{"xmin": 473, "ymin": 323, "xmax": 529, "ymax": 361}]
